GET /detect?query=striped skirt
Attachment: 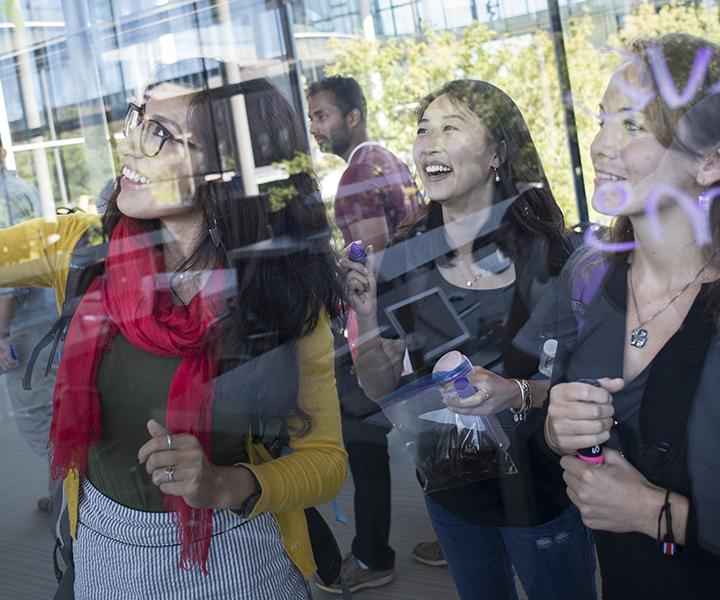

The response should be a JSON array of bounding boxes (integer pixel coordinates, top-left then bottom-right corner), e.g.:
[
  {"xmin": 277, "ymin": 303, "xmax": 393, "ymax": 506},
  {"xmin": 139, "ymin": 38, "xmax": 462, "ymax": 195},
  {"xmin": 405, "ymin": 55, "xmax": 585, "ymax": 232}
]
[{"xmin": 74, "ymin": 480, "xmax": 310, "ymax": 600}]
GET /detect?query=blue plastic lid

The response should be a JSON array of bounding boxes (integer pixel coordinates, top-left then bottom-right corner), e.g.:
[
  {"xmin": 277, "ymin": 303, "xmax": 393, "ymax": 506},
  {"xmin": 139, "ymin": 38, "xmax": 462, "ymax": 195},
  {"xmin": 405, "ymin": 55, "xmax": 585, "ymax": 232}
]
[
  {"xmin": 349, "ymin": 242, "xmax": 367, "ymax": 263},
  {"xmin": 453, "ymin": 376, "xmax": 476, "ymax": 398}
]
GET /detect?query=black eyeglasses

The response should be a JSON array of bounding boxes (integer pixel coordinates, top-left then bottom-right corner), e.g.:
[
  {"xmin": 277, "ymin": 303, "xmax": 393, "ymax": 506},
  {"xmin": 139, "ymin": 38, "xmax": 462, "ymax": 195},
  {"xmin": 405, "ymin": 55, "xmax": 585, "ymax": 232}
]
[{"xmin": 123, "ymin": 102, "xmax": 201, "ymax": 158}]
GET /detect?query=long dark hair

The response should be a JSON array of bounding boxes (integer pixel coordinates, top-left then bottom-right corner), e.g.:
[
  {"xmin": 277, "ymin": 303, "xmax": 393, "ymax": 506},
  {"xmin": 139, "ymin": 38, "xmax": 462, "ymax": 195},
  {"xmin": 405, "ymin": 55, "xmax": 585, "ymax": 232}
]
[
  {"xmin": 400, "ymin": 79, "xmax": 568, "ymax": 272},
  {"xmin": 99, "ymin": 58, "xmax": 343, "ymax": 433}
]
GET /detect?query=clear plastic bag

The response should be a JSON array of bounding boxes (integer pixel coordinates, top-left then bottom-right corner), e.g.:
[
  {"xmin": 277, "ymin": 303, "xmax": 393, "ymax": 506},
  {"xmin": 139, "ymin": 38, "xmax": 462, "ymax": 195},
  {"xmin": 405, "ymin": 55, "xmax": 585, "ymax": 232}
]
[{"xmin": 379, "ymin": 354, "xmax": 517, "ymax": 494}]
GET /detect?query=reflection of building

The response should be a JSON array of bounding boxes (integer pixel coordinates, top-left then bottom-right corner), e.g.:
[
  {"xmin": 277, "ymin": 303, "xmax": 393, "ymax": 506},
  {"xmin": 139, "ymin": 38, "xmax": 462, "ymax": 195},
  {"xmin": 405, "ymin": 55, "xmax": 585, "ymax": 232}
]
[
  {"xmin": 0, "ymin": 0, "xmax": 714, "ymax": 214},
  {"xmin": 0, "ymin": 0, "xmax": 306, "ymax": 209},
  {"xmin": 292, "ymin": 0, "xmax": 686, "ymax": 52},
  {"xmin": 290, "ymin": 0, "xmax": 689, "ymax": 222}
]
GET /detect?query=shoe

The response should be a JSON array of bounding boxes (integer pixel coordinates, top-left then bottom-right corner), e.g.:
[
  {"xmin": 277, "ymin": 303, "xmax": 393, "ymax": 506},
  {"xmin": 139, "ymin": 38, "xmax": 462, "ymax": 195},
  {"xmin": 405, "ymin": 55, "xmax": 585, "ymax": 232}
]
[
  {"xmin": 411, "ymin": 541, "xmax": 447, "ymax": 567},
  {"xmin": 315, "ymin": 553, "xmax": 394, "ymax": 594},
  {"xmin": 37, "ymin": 495, "xmax": 53, "ymax": 514}
]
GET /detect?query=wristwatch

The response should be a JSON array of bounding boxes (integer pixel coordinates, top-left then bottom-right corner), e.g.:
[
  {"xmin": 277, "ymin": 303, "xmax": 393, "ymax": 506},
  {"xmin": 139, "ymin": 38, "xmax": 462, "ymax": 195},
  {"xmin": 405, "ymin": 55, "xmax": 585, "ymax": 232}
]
[{"xmin": 235, "ymin": 475, "xmax": 262, "ymax": 519}]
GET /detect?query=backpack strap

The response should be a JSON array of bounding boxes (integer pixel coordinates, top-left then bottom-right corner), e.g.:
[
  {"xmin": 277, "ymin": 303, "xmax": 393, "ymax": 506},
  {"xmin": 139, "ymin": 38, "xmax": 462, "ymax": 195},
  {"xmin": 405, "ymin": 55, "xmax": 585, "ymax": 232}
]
[
  {"xmin": 570, "ymin": 252, "xmax": 611, "ymax": 341},
  {"xmin": 22, "ymin": 225, "xmax": 107, "ymax": 390}
]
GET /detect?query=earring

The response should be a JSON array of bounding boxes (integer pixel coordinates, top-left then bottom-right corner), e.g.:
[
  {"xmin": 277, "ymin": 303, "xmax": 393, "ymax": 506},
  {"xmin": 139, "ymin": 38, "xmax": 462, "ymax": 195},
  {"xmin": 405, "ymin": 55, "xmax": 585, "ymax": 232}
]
[
  {"xmin": 493, "ymin": 167, "xmax": 500, "ymax": 183},
  {"xmin": 699, "ymin": 187, "xmax": 720, "ymax": 219},
  {"xmin": 209, "ymin": 216, "xmax": 223, "ymax": 248}
]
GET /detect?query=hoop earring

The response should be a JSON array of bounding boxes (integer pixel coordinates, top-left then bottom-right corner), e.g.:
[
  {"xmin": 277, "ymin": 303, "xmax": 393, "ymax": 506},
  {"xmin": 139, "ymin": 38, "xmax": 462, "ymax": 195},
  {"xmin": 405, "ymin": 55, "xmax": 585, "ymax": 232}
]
[{"xmin": 493, "ymin": 167, "xmax": 500, "ymax": 183}]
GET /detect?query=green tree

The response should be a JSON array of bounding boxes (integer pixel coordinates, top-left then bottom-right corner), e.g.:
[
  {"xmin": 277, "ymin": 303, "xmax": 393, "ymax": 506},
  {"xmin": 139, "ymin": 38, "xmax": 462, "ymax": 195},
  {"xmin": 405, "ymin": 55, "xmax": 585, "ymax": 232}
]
[
  {"xmin": 568, "ymin": 0, "xmax": 720, "ymax": 222},
  {"xmin": 322, "ymin": 1, "xmax": 720, "ymax": 225}
]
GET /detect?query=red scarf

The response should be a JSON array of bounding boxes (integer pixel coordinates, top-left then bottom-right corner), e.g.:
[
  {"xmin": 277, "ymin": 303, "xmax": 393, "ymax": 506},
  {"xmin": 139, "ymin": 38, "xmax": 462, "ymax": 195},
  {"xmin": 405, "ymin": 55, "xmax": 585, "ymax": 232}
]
[{"xmin": 49, "ymin": 216, "xmax": 225, "ymax": 573}]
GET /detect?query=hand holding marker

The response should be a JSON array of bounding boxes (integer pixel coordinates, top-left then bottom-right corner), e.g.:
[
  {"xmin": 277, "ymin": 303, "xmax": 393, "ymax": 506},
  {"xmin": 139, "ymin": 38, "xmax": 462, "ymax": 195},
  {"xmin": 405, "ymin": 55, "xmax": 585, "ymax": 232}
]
[
  {"xmin": 348, "ymin": 241, "xmax": 367, "ymax": 265},
  {"xmin": 576, "ymin": 378, "xmax": 605, "ymax": 464}
]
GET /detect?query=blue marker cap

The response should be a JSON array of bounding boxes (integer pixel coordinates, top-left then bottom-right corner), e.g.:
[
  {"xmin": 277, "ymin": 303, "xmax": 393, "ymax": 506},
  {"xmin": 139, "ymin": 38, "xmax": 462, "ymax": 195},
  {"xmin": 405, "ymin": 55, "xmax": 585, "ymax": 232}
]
[
  {"xmin": 10, "ymin": 345, "xmax": 18, "ymax": 361},
  {"xmin": 453, "ymin": 376, "xmax": 477, "ymax": 398},
  {"xmin": 348, "ymin": 242, "xmax": 367, "ymax": 264}
]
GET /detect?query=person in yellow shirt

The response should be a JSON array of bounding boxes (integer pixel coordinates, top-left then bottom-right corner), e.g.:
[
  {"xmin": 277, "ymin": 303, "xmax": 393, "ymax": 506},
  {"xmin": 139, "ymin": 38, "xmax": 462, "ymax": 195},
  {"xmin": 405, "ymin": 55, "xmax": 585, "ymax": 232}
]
[{"xmin": 0, "ymin": 58, "xmax": 347, "ymax": 599}]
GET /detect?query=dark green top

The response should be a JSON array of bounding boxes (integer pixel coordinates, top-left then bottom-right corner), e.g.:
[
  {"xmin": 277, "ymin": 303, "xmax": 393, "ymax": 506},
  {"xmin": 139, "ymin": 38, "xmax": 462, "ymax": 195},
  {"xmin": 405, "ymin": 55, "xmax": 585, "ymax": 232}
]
[
  {"xmin": 87, "ymin": 333, "xmax": 249, "ymax": 512},
  {"xmin": 87, "ymin": 333, "xmax": 181, "ymax": 511}
]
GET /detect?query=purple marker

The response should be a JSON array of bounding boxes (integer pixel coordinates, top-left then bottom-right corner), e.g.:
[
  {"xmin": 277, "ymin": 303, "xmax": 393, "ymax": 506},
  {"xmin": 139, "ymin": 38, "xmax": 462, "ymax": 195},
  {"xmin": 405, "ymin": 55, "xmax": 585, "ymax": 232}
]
[
  {"xmin": 348, "ymin": 242, "xmax": 367, "ymax": 265},
  {"xmin": 453, "ymin": 376, "xmax": 477, "ymax": 398},
  {"xmin": 576, "ymin": 378, "xmax": 605, "ymax": 464}
]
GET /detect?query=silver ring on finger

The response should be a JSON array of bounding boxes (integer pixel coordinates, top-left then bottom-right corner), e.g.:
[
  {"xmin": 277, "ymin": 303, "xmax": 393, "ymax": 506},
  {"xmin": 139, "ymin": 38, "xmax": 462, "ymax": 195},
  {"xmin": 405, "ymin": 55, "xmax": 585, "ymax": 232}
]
[
  {"xmin": 166, "ymin": 433, "xmax": 173, "ymax": 450},
  {"xmin": 479, "ymin": 388, "xmax": 490, "ymax": 401},
  {"xmin": 165, "ymin": 466, "xmax": 175, "ymax": 482}
]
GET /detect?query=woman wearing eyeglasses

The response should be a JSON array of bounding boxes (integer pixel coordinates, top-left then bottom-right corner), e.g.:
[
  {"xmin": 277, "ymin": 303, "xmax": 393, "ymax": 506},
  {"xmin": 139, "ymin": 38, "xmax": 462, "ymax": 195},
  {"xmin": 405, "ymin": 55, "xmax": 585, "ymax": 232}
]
[{"xmin": 0, "ymin": 58, "xmax": 346, "ymax": 599}]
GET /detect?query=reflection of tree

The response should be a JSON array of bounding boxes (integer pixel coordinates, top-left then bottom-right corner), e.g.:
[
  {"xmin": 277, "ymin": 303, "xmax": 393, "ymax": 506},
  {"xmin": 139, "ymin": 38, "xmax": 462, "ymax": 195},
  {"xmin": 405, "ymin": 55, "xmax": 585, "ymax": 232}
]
[
  {"xmin": 14, "ymin": 132, "xmax": 94, "ymax": 209},
  {"xmin": 324, "ymin": 1, "xmax": 720, "ymax": 225}
]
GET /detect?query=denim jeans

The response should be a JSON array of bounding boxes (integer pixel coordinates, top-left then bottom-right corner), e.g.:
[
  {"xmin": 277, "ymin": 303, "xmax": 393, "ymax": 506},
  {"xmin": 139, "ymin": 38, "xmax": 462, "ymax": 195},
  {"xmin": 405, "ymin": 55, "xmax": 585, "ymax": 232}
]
[{"xmin": 425, "ymin": 497, "xmax": 596, "ymax": 600}]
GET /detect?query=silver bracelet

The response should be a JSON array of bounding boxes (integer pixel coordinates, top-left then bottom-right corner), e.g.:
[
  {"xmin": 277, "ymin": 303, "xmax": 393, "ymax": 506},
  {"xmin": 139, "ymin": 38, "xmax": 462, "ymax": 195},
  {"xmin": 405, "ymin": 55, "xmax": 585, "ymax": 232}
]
[{"xmin": 510, "ymin": 379, "xmax": 533, "ymax": 422}]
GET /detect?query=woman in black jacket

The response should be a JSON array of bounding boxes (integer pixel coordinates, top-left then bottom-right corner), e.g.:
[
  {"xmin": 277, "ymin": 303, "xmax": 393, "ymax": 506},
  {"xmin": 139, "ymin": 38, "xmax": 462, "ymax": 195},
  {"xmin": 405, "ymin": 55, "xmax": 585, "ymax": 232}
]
[{"xmin": 541, "ymin": 34, "xmax": 720, "ymax": 599}]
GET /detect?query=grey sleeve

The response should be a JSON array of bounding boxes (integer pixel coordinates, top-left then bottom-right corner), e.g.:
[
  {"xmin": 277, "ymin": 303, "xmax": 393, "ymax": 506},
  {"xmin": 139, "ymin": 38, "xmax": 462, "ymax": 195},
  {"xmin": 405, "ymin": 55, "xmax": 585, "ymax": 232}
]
[{"xmin": 512, "ymin": 261, "xmax": 577, "ymax": 359}]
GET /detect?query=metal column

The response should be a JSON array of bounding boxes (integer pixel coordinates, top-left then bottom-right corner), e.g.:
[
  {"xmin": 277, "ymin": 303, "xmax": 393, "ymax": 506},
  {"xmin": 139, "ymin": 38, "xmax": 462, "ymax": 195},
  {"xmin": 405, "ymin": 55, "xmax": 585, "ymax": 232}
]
[{"xmin": 547, "ymin": 0, "xmax": 589, "ymax": 227}]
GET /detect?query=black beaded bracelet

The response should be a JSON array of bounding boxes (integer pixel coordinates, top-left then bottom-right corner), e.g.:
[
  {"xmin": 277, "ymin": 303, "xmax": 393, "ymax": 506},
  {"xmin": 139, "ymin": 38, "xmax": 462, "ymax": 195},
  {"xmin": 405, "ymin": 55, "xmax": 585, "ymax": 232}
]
[{"xmin": 657, "ymin": 489, "xmax": 682, "ymax": 557}]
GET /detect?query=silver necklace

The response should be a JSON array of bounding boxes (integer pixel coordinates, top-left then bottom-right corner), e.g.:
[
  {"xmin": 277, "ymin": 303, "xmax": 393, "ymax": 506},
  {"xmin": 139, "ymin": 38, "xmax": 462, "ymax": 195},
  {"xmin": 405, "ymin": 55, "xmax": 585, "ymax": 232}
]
[
  {"xmin": 444, "ymin": 257, "xmax": 491, "ymax": 287},
  {"xmin": 628, "ymin": 261, "xmax": 711, "ymax": 349},
  {"xmin": 465, "ymin": 268, "xmax": 491, "ymax": 287},
  {"xmin": 463, "ymin": 248, "xmax": 510, "ymax": 287}
]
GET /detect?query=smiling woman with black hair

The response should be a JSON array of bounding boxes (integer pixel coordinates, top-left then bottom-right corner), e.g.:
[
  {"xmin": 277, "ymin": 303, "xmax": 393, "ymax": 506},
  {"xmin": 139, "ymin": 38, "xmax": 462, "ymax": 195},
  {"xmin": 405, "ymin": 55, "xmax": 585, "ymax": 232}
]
[
  {"xmin": 342, "ymin": 80, "xmax": 595, "ymax": 600},
  {"xmin": 0, "ymin": 58, "xmax": 346, "ymax": 599}
]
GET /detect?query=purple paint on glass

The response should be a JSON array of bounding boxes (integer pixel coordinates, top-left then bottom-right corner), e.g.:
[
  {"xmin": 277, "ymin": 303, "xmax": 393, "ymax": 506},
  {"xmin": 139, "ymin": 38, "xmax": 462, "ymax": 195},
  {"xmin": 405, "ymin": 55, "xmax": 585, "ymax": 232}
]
[
  {"xmin": 453, "ymin": 376, "xmax": 477, "ymax": 399},
  {"xmin": 644, "ymin": 184, "xmax": 712, "ymax": 246},
  {"xmin": 348, "ymin": 242, "xmax": 367, "ymax": 264},
  {"xmin": 588, "ymin": 181, "xmax": 639, "ymax": 253},
  {"xmin": 613, "ymin": 50, "xmax": 656, "ymax": 110},
  {"xmin": 614, "ymin": 76, "xmax": 656, "ymax": 111},
  {"xmin": 647, "ymin": 44, "xmax": 713, "ymax": 109},
  {"xmin": 709, "ymin": 79, "xmax": 720, "ymax": 94},
  {"xmin": 584, "ymin": 225, "xmax": 639, "ymax": 254},
  {"xmin": 592, "ymin": 181, "xmax": 633, "ymax": 216}
]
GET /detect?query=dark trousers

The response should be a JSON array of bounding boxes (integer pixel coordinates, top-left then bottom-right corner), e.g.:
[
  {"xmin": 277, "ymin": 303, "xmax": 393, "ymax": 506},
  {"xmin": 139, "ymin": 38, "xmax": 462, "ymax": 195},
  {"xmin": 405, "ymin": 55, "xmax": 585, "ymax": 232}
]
[
  {"xmin": 333, "ymin": 326, "xmax": 395, "ymax": 571},
  {"xmin": 342, "ymin": 416, "xmax": 396, "ymax": 571}
]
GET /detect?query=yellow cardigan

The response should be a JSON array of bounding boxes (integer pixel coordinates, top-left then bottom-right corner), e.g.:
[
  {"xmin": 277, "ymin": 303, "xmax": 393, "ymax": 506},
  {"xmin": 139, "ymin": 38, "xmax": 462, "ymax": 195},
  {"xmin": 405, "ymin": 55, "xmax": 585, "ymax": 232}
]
[{"xmin": 0, "ymin": 214, "xmax": 347, "ymax": 578}]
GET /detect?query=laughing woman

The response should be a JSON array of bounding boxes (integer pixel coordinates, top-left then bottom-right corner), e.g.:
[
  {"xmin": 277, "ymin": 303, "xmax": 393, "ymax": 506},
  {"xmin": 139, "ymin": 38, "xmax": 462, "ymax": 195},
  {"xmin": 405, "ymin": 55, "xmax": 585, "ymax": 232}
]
[
  {"xmin": 538, "ymin": 34, "xmax": 720, "ymax": 600},
  {"xmin": 342, "ymin": 80, "xmax": 595, "ymax": 600},
  {"xmin": 0, "ymin": 58, "xmax": 346, "ymax": 599}
]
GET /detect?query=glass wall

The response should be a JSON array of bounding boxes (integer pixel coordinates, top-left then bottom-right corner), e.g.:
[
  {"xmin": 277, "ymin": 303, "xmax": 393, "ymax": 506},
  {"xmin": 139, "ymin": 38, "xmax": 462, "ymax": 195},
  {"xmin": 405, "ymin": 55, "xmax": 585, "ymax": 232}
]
[
  {"xmin": 1, "ymin": 1, "xmax": 719, "ymax": 598},
  {"xmin": 0, "ymin": 0, "xmax": 303, "ymax": 216}
]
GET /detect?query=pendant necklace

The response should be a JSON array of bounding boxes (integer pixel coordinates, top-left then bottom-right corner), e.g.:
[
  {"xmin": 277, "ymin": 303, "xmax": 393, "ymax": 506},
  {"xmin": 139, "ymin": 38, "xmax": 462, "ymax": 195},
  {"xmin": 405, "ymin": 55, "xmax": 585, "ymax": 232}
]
[
  {"xmin": 464, "ymin": 248, "xmax": 510, "ymax": 287},
  {"xmin": 628, "ymin": 260, "xmax": 712, "ymax": 349},
  {"xmin": 466, "ymin": 268, "xmax": 490, "ymax": 287}
]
